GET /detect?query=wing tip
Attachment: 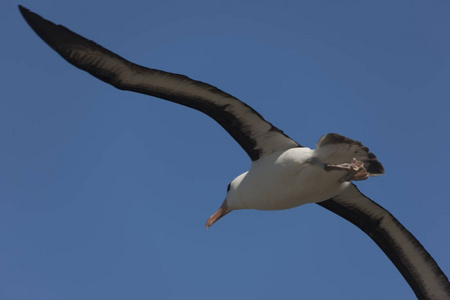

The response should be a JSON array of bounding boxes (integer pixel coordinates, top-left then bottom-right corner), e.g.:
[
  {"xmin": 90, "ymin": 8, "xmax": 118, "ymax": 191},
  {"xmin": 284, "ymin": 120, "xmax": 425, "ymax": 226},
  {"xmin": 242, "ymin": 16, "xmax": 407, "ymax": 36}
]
[
  {"xmin": 19, "ymin": 5, "xmax": 42, "ymax": 28},
  {"xmin": 19, "ymin": 5, "xmax": 59, "ymax": 50}
]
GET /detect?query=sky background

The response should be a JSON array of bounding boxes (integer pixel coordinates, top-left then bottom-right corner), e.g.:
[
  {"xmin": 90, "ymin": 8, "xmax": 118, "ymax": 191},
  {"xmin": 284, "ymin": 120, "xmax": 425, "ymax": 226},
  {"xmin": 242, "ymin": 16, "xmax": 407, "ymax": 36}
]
[{"xmin": 1, "ymin": 1, "xmax": 450, "ymax": 299}]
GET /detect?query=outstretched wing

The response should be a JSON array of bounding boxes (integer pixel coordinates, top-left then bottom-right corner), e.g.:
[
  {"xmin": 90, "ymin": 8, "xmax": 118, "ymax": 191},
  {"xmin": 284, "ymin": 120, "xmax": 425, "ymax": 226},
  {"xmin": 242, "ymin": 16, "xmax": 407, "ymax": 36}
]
[
  {"xmin": 318, "ymin": 184, "xmax": 450, "ymax": 300},
  {"xmin": 19, "ymin": 6, "xmax": 300, "ymax": 161}
]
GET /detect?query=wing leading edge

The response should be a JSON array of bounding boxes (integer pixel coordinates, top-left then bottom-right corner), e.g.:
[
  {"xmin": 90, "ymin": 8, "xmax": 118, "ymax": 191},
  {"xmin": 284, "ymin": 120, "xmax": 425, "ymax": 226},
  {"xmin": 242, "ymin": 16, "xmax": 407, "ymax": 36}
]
[{"xmin": 318, "ymin": 184, "xmax": 450, "ymax": 300}]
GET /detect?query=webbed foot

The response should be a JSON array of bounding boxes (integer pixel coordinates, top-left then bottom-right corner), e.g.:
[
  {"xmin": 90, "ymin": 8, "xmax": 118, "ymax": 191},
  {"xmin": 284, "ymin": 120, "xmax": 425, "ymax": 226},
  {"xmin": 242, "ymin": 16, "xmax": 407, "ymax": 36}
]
[{"xmin": 309, "ymin": 157, "xmax": 369, "ymax": 182}]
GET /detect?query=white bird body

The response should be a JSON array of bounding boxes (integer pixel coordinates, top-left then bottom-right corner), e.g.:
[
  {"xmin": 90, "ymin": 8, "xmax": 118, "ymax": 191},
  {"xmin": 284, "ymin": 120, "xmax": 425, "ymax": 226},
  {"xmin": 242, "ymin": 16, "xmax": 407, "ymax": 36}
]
[{"xmin": 227, "ymin": 147, "xmax": 349, "ymax": 211}]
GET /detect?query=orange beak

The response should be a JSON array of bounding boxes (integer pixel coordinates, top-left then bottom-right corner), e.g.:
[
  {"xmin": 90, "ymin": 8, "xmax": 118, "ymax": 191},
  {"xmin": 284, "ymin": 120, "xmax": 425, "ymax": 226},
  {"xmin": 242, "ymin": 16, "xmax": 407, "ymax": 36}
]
[{"xmin": 205, "ymin": 201, "xmax": 230, "ymax": 229}]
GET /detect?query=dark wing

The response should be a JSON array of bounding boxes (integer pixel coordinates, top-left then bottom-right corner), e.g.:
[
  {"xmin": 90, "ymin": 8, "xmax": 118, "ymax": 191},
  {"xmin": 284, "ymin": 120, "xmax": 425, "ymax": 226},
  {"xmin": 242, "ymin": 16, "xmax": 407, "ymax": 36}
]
[
  {"xmin": 318, "ymin": 184, "xmax": 450, "ymax": 300},
  {"xmin": 19, "ymin": 6, "xmax": 300, "ymax": 161}
]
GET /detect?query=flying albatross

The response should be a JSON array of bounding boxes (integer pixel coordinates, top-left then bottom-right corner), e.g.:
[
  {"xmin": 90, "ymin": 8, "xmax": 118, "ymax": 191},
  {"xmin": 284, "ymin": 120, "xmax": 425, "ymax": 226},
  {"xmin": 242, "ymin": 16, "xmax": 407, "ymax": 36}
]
[{"xmin": 19, "ymin": 6, "xmax": 450, "ymax": 299}]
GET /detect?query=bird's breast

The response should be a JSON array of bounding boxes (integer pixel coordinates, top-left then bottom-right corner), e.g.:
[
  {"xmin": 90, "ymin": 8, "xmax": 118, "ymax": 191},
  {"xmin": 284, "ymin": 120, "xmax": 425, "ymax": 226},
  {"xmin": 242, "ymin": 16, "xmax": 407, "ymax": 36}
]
[{"xmin": 227, "ymin": 147, "xmax": 348, "ymax": 211}]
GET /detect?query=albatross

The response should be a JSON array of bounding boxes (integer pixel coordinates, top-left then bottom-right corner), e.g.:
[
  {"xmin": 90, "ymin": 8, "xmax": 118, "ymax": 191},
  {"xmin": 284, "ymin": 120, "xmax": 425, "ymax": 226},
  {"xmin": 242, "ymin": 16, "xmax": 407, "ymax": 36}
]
[{"xmin": 19, "ymin": 6, "xmax": 450, "ymax": 299}]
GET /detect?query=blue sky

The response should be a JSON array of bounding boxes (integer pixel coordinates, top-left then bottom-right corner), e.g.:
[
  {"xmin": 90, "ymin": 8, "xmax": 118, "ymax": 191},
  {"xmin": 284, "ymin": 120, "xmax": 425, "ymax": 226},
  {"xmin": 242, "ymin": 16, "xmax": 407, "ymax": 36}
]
[{"xmin": 1, "ymin": 1, "xmax": 449, "ymax": 299}]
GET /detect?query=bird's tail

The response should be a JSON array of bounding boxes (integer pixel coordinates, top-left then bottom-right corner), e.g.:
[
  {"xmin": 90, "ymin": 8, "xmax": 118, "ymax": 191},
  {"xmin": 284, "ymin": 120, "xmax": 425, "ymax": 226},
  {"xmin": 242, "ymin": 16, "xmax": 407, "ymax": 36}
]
[{"xmin": 315, "ymin": 133, "xmax": 384, "ymax": 176}]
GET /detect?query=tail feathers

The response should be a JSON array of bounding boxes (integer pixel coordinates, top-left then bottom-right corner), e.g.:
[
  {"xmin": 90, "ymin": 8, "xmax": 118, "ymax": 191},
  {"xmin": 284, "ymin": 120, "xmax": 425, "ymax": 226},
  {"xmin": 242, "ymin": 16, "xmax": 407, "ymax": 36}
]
[{"xmin": 316, "ymin": 133, "xmax": 384, "ymax": 176}]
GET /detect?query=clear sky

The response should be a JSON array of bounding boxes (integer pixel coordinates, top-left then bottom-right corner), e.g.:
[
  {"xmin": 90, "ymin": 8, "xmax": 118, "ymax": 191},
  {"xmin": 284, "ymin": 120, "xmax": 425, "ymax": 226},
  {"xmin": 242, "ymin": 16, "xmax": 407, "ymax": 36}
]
[{"xmin": 1, "ymin": 1, "xmax": 449, "ymax": 299}]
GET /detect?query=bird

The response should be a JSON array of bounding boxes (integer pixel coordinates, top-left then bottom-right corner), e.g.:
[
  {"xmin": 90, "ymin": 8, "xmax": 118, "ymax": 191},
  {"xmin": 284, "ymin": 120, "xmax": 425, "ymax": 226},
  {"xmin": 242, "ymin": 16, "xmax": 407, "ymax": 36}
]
[{"xmin": 19, "ymin": 5, "xmax": 450, "ymax": 300}]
